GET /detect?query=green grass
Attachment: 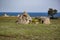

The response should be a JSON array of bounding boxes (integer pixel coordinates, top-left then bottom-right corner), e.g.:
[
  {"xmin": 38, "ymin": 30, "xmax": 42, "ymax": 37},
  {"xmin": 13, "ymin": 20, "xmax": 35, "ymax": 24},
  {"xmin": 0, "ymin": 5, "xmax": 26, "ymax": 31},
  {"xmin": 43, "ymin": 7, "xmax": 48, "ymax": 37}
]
[{"xmin": 0, "ymin": 17, "xmax": 60, "ymax": 40}]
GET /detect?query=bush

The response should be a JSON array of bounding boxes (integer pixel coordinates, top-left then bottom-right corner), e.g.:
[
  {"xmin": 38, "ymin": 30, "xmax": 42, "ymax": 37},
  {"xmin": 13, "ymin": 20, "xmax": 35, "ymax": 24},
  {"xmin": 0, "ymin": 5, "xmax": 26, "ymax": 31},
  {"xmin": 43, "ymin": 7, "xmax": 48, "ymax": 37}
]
[{"xmin": 32, "ymin": 18, "xmax": 39, "ymax": 24}]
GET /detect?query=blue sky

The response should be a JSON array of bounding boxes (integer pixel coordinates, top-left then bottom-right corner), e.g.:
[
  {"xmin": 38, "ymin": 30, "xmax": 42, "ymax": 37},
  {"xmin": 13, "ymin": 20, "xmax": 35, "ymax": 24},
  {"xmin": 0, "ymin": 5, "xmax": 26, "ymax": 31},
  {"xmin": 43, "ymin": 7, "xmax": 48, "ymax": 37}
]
[{"xmin": 0, "ymin": 0, "xmax": 60, "ymax": 12}]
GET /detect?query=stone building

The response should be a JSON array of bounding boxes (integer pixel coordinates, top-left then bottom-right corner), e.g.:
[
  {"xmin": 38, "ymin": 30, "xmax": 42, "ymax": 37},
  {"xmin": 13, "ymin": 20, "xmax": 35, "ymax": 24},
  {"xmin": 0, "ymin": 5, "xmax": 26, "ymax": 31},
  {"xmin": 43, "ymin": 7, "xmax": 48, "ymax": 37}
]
[
  {"xmin": 4, "ymin": 13, "xmax": 9, "ymax": 17},
  {"xmin": 17, "ymin": 11, "xmax": 32, "ymax": 24},
  {"xmin": 40, "ymin": 16, "xmax": 50, "ymax": 24}
]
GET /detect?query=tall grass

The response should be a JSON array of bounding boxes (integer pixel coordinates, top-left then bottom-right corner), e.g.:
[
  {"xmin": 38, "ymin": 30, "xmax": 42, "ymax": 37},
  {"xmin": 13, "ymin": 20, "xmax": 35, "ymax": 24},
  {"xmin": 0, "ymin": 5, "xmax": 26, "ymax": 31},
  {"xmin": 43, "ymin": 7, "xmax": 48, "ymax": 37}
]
[{"xmin": 0, "ymin": 17, "xmax": 60, "ymax": 40}]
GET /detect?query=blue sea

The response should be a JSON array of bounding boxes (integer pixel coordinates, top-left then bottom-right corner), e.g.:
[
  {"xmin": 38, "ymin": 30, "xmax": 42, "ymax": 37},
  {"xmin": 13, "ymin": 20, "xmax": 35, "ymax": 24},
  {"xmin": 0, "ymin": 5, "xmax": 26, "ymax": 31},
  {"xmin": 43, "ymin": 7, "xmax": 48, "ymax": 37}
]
[{"xmin": 0, "ymin": 12, "xmax": 60, "ymax": 17}]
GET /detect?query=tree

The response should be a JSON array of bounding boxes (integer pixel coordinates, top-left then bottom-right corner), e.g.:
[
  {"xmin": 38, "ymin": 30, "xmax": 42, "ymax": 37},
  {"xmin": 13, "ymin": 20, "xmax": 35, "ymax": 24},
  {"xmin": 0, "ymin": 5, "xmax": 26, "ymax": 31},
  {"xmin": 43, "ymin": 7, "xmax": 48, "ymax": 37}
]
[
  {"xmin": 48, "ymin": 8, "xmax": 57, "ymax": 18},
  {"xmin": 53, "ymin": 9, "xmax": 57, "ymax": 15}
]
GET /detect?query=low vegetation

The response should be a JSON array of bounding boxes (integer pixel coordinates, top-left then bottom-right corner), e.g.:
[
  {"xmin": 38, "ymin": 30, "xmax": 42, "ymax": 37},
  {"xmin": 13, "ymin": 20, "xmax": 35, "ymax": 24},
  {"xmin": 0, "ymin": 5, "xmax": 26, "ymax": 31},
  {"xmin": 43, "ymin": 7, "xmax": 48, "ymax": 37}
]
[{"xmin": 0, "ymin": 17, "xmax": 60, "ymax": 40}]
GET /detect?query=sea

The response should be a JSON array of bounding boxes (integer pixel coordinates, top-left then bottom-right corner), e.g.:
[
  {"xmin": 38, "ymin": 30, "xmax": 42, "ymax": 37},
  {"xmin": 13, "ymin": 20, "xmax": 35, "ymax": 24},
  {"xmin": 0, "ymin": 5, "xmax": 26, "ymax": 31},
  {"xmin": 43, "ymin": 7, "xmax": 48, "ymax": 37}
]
[{"xmin": 0, "ymin": 12, "xmax": 60, "ymax": 17}]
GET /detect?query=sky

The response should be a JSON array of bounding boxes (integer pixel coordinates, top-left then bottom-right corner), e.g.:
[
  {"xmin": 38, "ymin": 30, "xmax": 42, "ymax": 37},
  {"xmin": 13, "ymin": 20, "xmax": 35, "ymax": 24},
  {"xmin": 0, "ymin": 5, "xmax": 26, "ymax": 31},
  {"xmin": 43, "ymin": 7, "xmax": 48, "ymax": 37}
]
[{"xmin": 0, "ymin": 0, "xmax": 60, "ymax": 12}]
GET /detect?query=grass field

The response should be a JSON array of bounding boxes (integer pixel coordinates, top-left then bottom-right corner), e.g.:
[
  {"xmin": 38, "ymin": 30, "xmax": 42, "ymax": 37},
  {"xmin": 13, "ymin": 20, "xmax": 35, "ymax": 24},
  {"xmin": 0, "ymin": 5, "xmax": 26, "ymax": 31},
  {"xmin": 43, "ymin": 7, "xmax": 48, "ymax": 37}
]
[{"xmin": 0, "ymin": 17, "xmax": 60, "ymax": 40}]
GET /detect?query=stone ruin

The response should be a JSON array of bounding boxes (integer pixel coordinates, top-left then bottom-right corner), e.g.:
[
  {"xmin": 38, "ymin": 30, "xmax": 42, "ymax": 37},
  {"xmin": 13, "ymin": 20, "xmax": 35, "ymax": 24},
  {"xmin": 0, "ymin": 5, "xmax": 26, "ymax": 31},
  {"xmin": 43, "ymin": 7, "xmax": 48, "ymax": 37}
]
[
  {"xmin": 40, "ymin": 16, "xmax": 50, "ymax": 24},
  {"xmin": 16, "ymin": 11, "xmax": 32, "ymax": 24},
  {"xmin": 16, "ymin": 11, "xmax": 50, "ymax": 24}
]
